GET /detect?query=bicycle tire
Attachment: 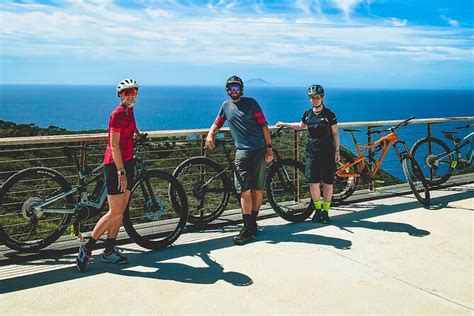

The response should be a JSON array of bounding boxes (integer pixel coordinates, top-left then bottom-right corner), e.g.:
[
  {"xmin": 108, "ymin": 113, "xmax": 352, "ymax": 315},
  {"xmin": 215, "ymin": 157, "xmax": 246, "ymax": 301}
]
[
  {"xmin": 123, "ymin": 170, "xmax": 189, "ymax": 250},
  {"xmin": 172, "ymin": 157, "xmax": 231, "ymax": 224},
  {"xmin": 402, "ymin": 156, "xmax": 430, "ymax": 206},
  {"xmin": 410, "ymin": 137, "xmax": 453, "ymax": 186},
  {"xmin": 0, "ymin": 167, "xmax": 73, "ymax": 252},
  {"xmin": 332, "ymin": 150, "xmax": 360, "ymax": 202},
  {"xmin": 266, "ymin": 159, "xmax": 313, "ymax": 222}
]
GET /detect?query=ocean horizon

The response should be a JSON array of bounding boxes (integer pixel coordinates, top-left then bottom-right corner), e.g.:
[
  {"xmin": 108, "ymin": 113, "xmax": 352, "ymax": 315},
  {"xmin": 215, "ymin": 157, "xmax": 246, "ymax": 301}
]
[{"xmin": 1, "ymin": 84, "xmax": 473, "ymax": 131}]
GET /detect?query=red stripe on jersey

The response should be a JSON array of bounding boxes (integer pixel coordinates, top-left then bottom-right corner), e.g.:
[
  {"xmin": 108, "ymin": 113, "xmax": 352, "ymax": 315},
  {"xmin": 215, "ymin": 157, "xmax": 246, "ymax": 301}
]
[
  {"xmin": 253, "ymin": 111, "xmax": 264, "ymax": 118},
  {"xmin": 214, "ymin": 116, "xmax": 225, "ymax": 127}
]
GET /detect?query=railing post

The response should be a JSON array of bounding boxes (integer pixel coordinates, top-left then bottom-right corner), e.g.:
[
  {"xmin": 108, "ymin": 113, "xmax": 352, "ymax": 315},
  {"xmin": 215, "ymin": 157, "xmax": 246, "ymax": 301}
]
[
  {"xmin": 367, "ymin": 126, "xmax": 375, "ymax": 192},
  {"xmin": 200, "ymin": 134, "xmax": 206, "ymax": 157},
  {"xmin": 293, "ymin": 129, "xmax": 300, "ymax": 202}
]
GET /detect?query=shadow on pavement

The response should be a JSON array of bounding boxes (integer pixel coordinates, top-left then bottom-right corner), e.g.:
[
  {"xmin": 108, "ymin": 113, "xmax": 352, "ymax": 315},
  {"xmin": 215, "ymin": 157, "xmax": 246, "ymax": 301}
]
[{"xmin": 1, "ymin": 187, "xmax": 472, "ymax": 294}]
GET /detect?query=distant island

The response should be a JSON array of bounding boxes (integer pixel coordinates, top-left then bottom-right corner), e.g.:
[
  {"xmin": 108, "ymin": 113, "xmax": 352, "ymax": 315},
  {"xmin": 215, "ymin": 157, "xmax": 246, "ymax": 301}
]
[{"xmin": 246, "ymin": 78, "xmax": 272, "ymax": 86}]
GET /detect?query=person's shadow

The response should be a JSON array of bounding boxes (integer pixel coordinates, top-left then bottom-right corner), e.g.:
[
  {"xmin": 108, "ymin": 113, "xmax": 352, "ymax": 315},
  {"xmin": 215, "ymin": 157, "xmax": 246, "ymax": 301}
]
[
  {"xmin": 120, "ymin": 250, "xmax": 252, "ymax": 286},
  {"xmin": 257, "ymin": 221, "xmax": 352, "ymax": 249}
]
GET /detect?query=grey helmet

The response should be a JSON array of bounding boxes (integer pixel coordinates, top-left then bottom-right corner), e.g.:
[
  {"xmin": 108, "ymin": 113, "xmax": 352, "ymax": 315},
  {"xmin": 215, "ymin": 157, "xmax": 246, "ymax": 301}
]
[
  {"xmin": 307, "ymin": 84, "xmax": 324, "ymax": 96},
  {"xmin": 225, "ymin": 75, "xmax": 244, "ymax": 93},
  {"xmin": 117, "ymin": 78, "xmax": 139, "ymax": 95}
]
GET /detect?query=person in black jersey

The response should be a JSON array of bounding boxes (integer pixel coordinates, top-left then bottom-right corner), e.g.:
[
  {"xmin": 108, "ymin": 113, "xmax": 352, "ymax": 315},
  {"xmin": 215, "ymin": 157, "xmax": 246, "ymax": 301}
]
[{"xmin": 276, "ymin": 84, "xmax": 340, "ymax": 224}]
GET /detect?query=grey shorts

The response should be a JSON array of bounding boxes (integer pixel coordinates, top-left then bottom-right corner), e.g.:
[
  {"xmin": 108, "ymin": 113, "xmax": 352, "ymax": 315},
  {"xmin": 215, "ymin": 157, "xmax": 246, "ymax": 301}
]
[{"xmin": 234, "ymin": 148, "xmax": 266, "ymax": 193}]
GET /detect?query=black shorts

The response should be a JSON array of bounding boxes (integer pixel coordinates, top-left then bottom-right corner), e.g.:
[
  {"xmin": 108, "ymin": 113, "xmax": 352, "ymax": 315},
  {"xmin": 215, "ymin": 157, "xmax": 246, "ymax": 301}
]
[
  {"xmin": 305, "ymin": 141, "xmax": 335, "ymax": 184},
  {"xmin": 104, "ymin": 160, "xmax": 135, "ymax": 195}
]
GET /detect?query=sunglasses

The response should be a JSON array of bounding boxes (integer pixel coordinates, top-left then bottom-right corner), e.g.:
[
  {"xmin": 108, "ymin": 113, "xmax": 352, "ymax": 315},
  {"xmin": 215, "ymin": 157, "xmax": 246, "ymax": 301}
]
[
  {"xmin": 228, "ymin": 85, "xmax": 241, "ymax": 92},
  {"xmin": 121, "ymin": 89, "xmax": 137, "ymax": 97}
]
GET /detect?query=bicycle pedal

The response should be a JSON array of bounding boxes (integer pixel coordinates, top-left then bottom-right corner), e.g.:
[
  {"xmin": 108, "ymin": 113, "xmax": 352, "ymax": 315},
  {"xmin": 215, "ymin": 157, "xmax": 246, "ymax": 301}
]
[{"xmin": 75, "ymin": 232, "xmax": 85, "ymax": 242}]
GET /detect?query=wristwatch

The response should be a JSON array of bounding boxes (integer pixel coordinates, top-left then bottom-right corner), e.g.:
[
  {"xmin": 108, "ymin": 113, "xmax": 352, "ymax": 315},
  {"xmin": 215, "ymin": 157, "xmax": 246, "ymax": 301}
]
[
  {"xmin": 117, "ymin": 168, "xmax": 126, "ymax": 176},
  {"xmin": 265, "ymin": 144, "xmax": 273, "ymax": 149}
]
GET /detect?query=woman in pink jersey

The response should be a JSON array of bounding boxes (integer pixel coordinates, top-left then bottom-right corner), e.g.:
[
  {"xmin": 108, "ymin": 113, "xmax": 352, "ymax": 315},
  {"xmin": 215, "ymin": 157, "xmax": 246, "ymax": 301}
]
[{"xmin": 76, "ymin": 78, "xmax": 143, "ymax": 272}]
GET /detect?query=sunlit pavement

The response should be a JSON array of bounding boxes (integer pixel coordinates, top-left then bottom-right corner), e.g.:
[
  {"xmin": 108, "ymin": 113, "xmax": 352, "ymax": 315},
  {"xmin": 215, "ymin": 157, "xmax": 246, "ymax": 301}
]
[{"xmin": 1, "ymin": 184, "xmax": 473, "ymax": 314}]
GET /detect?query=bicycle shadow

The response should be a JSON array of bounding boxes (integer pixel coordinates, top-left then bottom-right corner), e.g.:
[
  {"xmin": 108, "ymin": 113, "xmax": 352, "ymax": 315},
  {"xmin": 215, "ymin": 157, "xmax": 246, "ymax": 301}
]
[{"xmin": 335, "ymin": 188, "xmax": 473, "ymax": 234}]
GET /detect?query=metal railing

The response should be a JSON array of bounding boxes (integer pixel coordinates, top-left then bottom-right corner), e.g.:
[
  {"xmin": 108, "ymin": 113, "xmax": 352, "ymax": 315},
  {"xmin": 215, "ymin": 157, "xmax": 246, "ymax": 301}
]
[
  {"xmin": 1, "ymin": 116, "xmax": 473, "ymax": 186},
  {"xmin": 0, "ymin": 116, "xmax": 473, "ymax": 243}
]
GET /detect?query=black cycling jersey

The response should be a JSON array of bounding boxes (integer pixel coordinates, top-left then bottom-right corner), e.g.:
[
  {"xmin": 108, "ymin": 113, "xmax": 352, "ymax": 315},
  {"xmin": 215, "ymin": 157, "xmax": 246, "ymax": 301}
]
[
  {"xmin": 301, "ymin": 105, "xmax": 338, "ymax": 184},
  {"xmin": 301, "ymin": 105, "xmax": 337, "ymax": 143}
]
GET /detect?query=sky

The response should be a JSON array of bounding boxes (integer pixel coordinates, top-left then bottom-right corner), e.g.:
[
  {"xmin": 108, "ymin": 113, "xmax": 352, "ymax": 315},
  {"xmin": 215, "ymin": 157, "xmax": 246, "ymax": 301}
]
[{"xmin": 0, "ymin": 0, "xmax": 473, "ymax": 88}]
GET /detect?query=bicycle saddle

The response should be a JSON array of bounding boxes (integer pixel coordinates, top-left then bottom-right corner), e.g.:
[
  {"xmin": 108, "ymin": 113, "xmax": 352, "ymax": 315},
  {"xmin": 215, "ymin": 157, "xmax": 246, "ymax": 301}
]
[
  {"xmin": 442, "ymin": 131, "xmax": 457, "ymax": 140},
  {"xmin": 342, "ymin": 128, "xmax": 361, "ymax": 133}
]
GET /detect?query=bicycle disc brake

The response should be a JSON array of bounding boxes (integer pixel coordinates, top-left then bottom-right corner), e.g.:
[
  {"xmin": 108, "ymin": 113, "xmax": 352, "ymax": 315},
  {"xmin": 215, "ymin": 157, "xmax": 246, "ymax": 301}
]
[{"xmin": 143, "ymin": 199, "xmax": 164, "ymax": 221}]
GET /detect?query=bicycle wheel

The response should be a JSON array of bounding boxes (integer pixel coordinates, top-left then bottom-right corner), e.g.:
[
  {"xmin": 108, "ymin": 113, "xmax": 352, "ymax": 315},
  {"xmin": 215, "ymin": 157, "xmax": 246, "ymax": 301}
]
[
  {"xmin": 266, "ymin": 159, "xmax": 313, "ymax": 222},
  {"xmin": 332, "ymin": 150, "xmax": 360, "ymax": 203},
  {"xmin": 123, "ymin": 170, "xmax": 188, "ymax": 250},
  {"xmin": 411, "ymin": 137, "xmax": 453, "ymax": 186},
  {"xmin": 402, "ymin": 156, "xmax": 430, "ymax": 206},
  {"xmin": 172, "ymin": 157, "xmax": 231, "ymax": 224},
  {"xmin": 0, "ymin": 167, "xmax": 73, "ymax": 252}
]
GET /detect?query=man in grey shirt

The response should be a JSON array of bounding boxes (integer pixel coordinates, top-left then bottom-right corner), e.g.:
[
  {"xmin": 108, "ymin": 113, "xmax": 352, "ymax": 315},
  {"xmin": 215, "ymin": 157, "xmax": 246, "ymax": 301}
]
[{"xmin": 205, "ymin": 75, "xmax": 273, "ymax": 245}]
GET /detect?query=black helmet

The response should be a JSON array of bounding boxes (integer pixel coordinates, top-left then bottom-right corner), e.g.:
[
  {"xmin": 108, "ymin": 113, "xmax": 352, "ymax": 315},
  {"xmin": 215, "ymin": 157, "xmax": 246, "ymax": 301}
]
[
  {"xmin": 225, "ymin": 75, "xmax": 244, "ymax": 93},
  {"xmin": 308, "ymin": 84, "xmax": 324, "ymax": 96}
]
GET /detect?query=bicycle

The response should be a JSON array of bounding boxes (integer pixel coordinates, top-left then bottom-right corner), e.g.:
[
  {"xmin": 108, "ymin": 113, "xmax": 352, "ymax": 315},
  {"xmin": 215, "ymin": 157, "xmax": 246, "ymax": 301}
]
[
  {"xmin": 0, "ymin": 134, "xmax": 189, "ymax": 252},
  {"xmin": 171, "ymin": 127, "xmax": 312, "ymax": 224},
  {"xmin": 332, "ymin": 116, "xmax": 430, "ymax": 206},
  {"xmin": 410, "ymin": 123, "xmax": 473, "ymax": 186}
]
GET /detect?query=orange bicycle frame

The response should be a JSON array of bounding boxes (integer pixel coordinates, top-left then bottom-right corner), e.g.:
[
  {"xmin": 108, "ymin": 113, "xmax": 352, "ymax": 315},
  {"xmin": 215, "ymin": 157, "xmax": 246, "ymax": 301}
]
[{"xmin": 336, "ymin": 131, "xmax": 399, "ymax": 178}]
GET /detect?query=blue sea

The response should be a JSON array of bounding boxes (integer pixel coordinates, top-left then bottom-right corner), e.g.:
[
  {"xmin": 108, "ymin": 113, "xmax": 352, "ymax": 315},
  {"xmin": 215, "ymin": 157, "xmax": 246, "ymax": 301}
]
[
  {"xmin": 1, "ymin": 85, "xmax": 473, "ymax": 131},
  {"xmin": 1, "ymin": 85, "xmax": 473, "ymax": 180}
]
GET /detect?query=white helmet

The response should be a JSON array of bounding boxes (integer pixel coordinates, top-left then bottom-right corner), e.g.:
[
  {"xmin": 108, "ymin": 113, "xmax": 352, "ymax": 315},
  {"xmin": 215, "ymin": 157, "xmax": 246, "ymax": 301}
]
[{"xmin": 117, "ymin": 78, "xmax": 139, "ymax": 95}]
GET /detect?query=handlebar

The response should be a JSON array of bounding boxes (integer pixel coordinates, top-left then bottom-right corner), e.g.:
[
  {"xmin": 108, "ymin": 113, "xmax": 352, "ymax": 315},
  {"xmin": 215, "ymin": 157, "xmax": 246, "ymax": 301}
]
[
  {"xmin": 367, "ymin": 116, "xmax": 415, "ymax": 135},
  {"xmin": 392, "ymin": 116, "xmax": 415, "ymax": 130},
  {"xmin": 456, "ymin": 124, "xmax": 472, "ymax": 130},
  {"xmin": 134, "ymin": 133, "xmax": 166, "ymax": 152},
  {"xmin": 134, "ymin": 133, "xmax": 149, "ymax": 148},
  {"xmin": 271, "ymin": 126, "xmax": 285, "ymax": 138}
]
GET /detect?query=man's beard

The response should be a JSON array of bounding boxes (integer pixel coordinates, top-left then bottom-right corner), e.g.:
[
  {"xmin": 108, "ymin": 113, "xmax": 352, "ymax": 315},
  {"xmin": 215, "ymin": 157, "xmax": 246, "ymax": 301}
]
[{"xmin": 230, "ymin": 93, "xmax": 241, "ymax": 100}]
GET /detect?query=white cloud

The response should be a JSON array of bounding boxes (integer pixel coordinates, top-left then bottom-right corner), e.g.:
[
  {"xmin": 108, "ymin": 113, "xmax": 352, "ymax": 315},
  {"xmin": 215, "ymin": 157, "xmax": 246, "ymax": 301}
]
[
  {"xmin": 390, "ymin": 17, "xmax": 407, "ymax": 27},
  {"xmin": 330, "ymin": 0, "xmax": 362, "ymax": 20},
  {"xmin": 0, "ymin": 0, "xmax": 472, "ymax": 67},
  {"xmin": 441, "ymin": 15, "xmax": 460, "ymax": 27}
]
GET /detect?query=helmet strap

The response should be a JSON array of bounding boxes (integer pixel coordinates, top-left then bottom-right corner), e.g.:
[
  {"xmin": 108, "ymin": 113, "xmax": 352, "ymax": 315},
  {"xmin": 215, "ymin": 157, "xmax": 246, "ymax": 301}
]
[{"xmin": 312, "ymin": 103, "xmax": 323, "ymax": 112}]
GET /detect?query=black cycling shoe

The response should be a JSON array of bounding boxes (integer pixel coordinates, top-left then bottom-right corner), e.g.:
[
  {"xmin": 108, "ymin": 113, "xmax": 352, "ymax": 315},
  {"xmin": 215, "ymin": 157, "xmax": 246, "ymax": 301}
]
[
  {"xmin": 233, "ymin": 227, "xmax": 255, "ymax": 245},
  {"xmin": 312, "ymin": 210, "xmax": 323, "ymax": 223},
  {"xmin": 321, "ymin": 211, "xmax": 331, "ymax": 224}
]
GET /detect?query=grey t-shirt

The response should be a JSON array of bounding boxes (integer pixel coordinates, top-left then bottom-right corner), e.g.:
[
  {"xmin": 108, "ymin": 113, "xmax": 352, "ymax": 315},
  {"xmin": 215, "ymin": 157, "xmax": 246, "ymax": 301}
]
[{"xmin": 214, "ymin": 97, "xmax": 268, "ymax": 150}]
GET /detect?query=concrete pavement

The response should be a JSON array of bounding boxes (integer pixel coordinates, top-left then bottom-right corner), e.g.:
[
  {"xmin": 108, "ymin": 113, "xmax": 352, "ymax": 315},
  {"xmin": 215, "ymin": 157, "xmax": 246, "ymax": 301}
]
[{"xmin": 1, "ymin": 184, "xmax": 473, "ymax": 314}]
